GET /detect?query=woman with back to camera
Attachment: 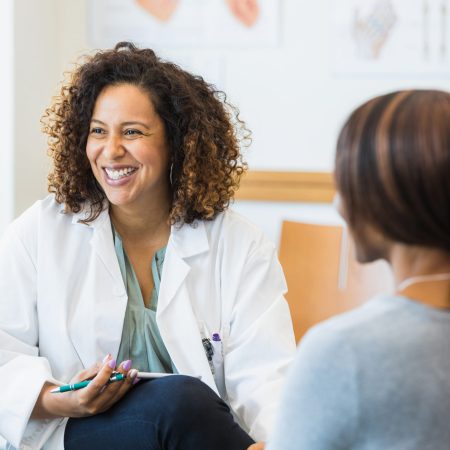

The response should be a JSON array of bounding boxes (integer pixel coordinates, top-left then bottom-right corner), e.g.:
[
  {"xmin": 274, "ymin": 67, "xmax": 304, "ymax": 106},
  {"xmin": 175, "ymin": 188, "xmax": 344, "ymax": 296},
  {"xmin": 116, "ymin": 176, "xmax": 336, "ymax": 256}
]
[
  {"xmin": 266, "ymin": 90, "xmax": 450, "ymax": 449},
  {"xmin": 0, "ymin": 42, "xmax": 295, "ymax": 450}
]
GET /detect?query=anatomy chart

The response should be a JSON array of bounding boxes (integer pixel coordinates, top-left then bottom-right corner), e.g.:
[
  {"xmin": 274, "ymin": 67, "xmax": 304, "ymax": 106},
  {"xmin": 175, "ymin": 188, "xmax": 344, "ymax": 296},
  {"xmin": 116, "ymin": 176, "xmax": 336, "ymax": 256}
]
[
  {"xmin": 332, "ymin": 0, "xmax": 450, "ymax": 75},
  {"xmin": 88, "ymin": 0, "xmax": 279, "ymax": 49}
]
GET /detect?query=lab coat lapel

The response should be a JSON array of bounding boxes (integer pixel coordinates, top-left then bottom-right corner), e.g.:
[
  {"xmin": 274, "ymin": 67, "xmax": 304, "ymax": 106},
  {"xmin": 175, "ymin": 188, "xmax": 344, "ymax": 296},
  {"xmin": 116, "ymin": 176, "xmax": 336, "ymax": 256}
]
[
  {"xmin": 158, "ymin": 283, "xmax": 217, "ymax": 392},
  {"xmin": 156, "ymin": 244, "xmax": 190, "ymax": 315},
  {"xmin": 69, "ymin": 208, "xmax": 127, "ymax": 368},
  {"xmin": 157, "ymin": 221, "xmax": 217, "ymax": 392},
  {"xmin": 71, "ymin": 206, "xmax": 123, "ymax": 289},
  {"xmin": 157, "ymin": 220, "xmax": 209, "ymax": 315},
  {"xmin": 87, "ymin": 211, "xmax": 123, "ymax": 284}
]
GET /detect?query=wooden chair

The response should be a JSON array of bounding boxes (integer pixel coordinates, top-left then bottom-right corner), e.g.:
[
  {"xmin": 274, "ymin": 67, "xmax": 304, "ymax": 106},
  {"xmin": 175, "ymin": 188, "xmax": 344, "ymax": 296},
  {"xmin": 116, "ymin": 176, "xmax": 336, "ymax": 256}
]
[{"xmin": 279, "ymin": 220, "xmax": 394, "ymax": 341}]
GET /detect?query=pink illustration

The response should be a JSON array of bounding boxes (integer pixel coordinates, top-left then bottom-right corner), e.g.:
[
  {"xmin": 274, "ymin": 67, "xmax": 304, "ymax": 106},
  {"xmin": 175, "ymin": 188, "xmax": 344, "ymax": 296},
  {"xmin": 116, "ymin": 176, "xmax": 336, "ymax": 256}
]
[
  {"xmin": 135, "ymin": 0, "xmax": 180, "ymax": 22},
  {"xmin": 226, "ymin": 0, "xmax": 260, "ymax": 27}
]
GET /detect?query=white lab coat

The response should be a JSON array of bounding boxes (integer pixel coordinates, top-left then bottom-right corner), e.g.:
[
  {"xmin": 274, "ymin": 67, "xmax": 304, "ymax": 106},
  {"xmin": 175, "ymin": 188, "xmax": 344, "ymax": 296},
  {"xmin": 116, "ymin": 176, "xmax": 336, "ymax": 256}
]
[{"xmin": 0, "ymin": 195, "xmax": 295, "ymax": 450}]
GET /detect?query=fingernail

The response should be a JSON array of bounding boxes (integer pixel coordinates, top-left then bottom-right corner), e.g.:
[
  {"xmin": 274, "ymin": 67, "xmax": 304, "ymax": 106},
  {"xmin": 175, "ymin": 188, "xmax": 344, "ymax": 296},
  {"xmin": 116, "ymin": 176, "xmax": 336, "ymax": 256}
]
[
  {"xmin": 133, "ymin": 377, "xmax": 141, "ymax": 385},
  {"xmin": 102, "ymin": 354, "xmax": 111, "ymax": 364},
  {"xmin": 128, "ymin": 369, "xmax": 138, "ymax": 379},
  {"xmin": 122, "ymin": 360, "xmax": 132, "ymax": 371},
  {"xmin": 108, "ymin": 359, "xmax": 116, "ymax": 369}
]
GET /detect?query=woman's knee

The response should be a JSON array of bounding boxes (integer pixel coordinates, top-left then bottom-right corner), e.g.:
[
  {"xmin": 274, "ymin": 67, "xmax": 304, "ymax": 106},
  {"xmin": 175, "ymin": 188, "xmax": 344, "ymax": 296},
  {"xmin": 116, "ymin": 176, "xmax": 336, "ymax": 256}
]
[
  {"xmin": 124, "ymin": 376, "xmax": 252, "ymax": 449},
  {"xmin": 154, "ymin": 375, "xmax": 222, "ymax": 415},
  {"xmin": 135, "ymin": 375, "xmax": 226, "ymax": 425}
]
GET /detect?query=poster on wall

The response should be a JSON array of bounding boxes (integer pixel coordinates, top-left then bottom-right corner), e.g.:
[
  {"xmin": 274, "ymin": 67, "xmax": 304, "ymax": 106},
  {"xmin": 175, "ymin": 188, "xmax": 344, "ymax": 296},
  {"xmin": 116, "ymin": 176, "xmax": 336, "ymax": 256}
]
[
  {"xmin": 332, "ymin": 0, "xmax": 450, "ymax": 75},
  {"xmin": 88, "ymin": 0, "xmax": 280, "ymax": 49},
  {"xmin": 88, "ymin": 0, "xmax": 280, "ymax": 89}
]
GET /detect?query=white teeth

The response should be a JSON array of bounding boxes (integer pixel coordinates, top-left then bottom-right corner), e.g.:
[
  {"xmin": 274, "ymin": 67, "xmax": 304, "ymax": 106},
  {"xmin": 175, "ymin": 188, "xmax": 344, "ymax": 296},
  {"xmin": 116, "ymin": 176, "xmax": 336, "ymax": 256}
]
[{"xmin": 105, "ymin": 167, "xmax": 136, "ymax": 180}]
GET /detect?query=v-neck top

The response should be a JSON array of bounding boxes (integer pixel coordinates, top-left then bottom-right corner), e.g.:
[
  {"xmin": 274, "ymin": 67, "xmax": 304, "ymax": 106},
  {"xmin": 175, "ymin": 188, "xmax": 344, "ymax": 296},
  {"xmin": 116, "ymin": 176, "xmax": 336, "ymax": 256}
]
[{"xmin": 113, "ymin": 228, "xmax": 173, "ymax": 373}]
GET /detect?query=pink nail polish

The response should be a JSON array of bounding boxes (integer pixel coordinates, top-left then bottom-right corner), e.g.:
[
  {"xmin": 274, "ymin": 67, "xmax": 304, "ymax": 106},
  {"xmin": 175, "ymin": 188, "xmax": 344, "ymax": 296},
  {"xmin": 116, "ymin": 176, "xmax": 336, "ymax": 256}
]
[
  {"xmin": 102, "ymin": 353, "xmax": 111, "ymax": 364},
  {"xmin": 128, "ymin": 369, "xmax": 138, "ymax": 379},
  {"xmin": 133, "ymin": 377, "xmax": 141, "ymax": 385},
  {"xmin": 122, "ymin": 360, "xmax": 132, "ymax": 371},
  {"xmin": 108, "ymin": 359, "xmax": 116, "ymax": 369}
]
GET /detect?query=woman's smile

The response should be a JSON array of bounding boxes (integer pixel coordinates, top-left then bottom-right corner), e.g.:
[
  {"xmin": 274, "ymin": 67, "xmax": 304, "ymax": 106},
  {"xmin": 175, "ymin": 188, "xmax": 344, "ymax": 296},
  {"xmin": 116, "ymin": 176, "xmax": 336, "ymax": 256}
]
[{"xmin": 103, "ymin": 166, "xmax": 139, "ymax": 185}]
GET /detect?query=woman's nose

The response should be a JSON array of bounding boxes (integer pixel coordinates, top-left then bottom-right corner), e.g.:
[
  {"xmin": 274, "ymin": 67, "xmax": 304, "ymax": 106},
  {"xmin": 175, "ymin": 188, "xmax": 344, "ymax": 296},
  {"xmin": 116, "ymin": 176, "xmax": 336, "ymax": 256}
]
[{"xmin": 103, "ymin": 135, "xmax": 126, "ymax": 159}]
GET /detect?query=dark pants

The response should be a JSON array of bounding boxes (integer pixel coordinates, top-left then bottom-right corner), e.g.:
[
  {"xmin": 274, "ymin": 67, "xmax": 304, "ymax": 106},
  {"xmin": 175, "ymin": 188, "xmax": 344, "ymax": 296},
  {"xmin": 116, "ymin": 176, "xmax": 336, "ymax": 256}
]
[{"xmin": 64, "ymin": 375, "xmax": 254, "ymax": 450}]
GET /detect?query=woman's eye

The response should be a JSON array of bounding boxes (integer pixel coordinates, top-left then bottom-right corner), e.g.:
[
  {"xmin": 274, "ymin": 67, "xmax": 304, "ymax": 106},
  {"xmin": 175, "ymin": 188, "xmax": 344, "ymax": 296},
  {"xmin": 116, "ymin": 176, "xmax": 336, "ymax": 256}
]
[
  {"xmin": 90, "ymin": 127, "xmax": 104, "ymax": 134},
  {"xmin": 124, "ymin": 129, "xmax": 143, "ymax": 136}
]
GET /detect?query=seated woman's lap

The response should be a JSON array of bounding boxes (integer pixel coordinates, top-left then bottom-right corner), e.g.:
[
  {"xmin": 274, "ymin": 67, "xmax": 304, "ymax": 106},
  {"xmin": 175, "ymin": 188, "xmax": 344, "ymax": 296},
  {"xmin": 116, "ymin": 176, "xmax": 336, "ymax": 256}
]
[{"xmin": 64, "ymin": 375, "xmax": 254, "ymax": 450}]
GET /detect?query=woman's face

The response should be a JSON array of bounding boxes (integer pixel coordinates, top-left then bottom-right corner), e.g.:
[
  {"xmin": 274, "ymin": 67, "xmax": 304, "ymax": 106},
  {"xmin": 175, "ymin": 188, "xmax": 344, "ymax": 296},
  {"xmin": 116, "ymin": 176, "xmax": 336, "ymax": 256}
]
[{"xmin": 86, "ymin": 83, "xmax": 170, "ymax": 210}]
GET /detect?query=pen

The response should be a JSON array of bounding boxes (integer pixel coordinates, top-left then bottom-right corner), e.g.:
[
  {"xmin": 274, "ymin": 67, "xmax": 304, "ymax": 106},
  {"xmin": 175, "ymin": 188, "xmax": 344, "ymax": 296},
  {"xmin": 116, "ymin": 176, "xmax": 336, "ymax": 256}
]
[
  {"xmin": 51, "ymin": 372, "xmax": 201, "ymax": 393},
  {"xmin": 50, "ymin": 373, "xmax": 125, "ymax": 393}
]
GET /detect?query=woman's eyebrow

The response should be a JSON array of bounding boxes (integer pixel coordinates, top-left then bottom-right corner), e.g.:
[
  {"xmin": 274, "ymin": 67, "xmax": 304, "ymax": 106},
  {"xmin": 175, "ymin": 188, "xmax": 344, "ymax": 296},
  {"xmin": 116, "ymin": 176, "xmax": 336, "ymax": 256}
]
[
  {"xmin": 121, "ymin": 121, "xmax": 150, "ymax": 129},
  {"xmin": 90, "ymin": 118, "xmax": 106, "ymax": 125},
  {"xmin": 90, "ymin": 118, "xmax": 150, "ymax": 130}
]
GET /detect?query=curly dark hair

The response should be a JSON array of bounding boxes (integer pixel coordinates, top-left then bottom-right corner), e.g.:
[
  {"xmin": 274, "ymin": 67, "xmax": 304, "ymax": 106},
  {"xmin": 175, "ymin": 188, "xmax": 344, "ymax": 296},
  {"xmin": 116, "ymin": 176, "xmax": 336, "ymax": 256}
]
[{"xmin": 42, "ymin": 41, "xmax": 250, "ymax": 224}]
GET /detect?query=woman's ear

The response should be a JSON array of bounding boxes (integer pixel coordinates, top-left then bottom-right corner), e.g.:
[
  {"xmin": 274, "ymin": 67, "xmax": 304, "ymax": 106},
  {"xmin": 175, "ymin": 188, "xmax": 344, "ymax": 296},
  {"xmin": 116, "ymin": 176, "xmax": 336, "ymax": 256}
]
[{"xmin": 333, "ymin": 192, "xmax": 346, "ymax": 221}]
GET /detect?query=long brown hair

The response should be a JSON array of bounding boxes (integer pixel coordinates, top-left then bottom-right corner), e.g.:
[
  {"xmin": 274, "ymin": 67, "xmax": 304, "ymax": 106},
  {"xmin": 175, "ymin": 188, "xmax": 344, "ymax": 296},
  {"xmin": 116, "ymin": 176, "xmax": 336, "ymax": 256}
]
[{"xmin": 335, "ymin": 90, "xmax": 450, "ymax": 251}]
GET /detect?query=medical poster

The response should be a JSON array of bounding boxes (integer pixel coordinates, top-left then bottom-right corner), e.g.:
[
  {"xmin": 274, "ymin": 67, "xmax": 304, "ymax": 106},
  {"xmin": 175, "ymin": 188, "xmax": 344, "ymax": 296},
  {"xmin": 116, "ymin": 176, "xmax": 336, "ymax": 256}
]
[
  {"xmin": 331, "ymin": 0, "xmax": 450, "ymax": 75},
  {"xmin": 88, "ymin": 0, "xmax": 280, "ymax": 49},
  {"xmin": 88, "ymin": 0, "xmax": 280, "ymax": 89}
]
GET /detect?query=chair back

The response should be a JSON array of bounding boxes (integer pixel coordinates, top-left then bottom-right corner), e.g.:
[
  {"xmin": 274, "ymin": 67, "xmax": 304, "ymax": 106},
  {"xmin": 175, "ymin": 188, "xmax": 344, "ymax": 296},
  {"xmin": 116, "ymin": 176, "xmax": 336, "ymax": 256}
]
[{"xmin": 279, "ymin": 220, "xmax": 394, "ymax": 341}]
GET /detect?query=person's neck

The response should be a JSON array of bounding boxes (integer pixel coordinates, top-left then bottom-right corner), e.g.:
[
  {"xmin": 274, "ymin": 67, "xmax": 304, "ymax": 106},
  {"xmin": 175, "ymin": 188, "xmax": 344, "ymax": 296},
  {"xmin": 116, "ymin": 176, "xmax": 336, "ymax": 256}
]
[
  {"xmin": 109, "ymin": 197, "xmax": 171, "ymax": 247},
  {"xmin": 388, "ymin": 244, "xmax": 450, "ymax": 309}
]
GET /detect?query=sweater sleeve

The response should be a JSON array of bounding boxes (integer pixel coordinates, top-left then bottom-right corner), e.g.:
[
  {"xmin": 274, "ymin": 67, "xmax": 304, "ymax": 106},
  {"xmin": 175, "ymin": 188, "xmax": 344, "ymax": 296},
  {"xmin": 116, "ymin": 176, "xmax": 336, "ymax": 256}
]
[{"xmin": 266, "ymin": 324, "xmax": 359, "ymax": 450}]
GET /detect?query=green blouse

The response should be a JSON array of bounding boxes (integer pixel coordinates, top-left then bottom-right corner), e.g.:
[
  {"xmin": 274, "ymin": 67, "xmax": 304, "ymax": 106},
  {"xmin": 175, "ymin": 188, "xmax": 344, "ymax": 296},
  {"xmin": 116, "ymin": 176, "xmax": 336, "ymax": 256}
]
[{"xmin": 113, "ymin": 228, "xmax": 173, "ymax": 373}]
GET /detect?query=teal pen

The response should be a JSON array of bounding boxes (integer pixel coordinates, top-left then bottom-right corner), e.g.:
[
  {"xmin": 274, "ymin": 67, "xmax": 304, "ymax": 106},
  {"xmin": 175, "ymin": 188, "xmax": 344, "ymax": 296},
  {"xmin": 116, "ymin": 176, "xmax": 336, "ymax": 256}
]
[{"xmin": 50, "ymin": 373, "xmax": 125, "ymax": 393}]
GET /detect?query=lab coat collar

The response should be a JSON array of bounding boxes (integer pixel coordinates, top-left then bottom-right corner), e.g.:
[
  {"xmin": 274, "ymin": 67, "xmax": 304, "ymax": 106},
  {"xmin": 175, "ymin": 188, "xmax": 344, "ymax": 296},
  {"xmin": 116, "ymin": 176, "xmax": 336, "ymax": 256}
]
[
  {"xmin": 70, "ymin": 201, "xmax": 109, "ymax": 228},
  {"xmin": 71, "ymin": 203, "xmax": 209, "ymax": 253},
  {"xmin": 71, "ymin": 202, "xmax": 210, "ymax": 280},
  {"xmin": 169, "ymin": 219, "xmax": 209, "ymax": 259},
  {"xmin": 73, "ymin": 204, "xmax": 122, "ymax": 286}
]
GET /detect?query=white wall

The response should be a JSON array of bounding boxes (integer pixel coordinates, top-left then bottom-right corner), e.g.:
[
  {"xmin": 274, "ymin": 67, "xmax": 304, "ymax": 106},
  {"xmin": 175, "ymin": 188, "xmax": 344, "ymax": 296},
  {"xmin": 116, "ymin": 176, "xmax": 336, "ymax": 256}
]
[
  {"xmin": 0, "ymin": 0, "xmax": 10, "ymax": 392},
  {"xmin": 232, "ymin": 200, "xmax": 343, "ymax": 246},
  {"xmin": 7, "ymin": 0, "xmax": 90, "ymax": 222},
  {"xmin": 227, "ymin": 0, "xmax": 450, "ymax": 172},
  {"xmin": 13, "ymin": 0, "xmax": 60, "ymax": 217},
  {"xmin": 54, "ymin": 0, "xmax": 90, "ymax": 73},
  {"xmin": 0, "ymin": 0, "xmax": 14, "ymax": 236}
]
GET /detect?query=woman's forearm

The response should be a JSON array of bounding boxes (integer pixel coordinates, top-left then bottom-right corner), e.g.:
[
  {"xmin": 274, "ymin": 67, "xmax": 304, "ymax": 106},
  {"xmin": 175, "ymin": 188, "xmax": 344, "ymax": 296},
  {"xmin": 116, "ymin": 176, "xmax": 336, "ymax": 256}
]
[{"xmin": 31, "ymin": 382, "xmax": 73, "ymax": 419}]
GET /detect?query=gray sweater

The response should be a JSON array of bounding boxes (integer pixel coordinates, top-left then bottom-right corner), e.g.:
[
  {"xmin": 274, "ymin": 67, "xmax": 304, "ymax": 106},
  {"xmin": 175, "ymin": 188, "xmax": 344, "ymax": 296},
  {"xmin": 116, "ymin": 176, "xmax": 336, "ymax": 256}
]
[{"xmin": 266, "ymin": 295, "xmax": 450, "ymax": 450}]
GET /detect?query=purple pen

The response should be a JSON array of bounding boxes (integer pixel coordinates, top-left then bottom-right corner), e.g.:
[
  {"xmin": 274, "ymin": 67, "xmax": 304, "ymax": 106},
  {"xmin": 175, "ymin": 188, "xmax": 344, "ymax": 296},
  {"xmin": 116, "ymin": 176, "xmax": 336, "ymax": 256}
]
[{"xmin": 211, "ymin": 332, "xmax": 224, "ymax": 391}]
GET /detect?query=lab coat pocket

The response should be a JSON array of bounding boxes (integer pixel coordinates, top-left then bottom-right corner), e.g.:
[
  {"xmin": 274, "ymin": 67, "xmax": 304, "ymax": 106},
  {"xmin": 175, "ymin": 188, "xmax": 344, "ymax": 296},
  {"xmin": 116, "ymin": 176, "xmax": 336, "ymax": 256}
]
[{"xmin": 199, "ymin": 322, "xmax": 225, "ymax": 397}]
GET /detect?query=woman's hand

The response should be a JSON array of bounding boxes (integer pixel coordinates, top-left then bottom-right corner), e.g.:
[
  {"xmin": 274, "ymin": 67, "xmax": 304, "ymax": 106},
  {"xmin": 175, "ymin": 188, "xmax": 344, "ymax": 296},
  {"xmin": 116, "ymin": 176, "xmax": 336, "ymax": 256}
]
[
  {"xmin": 248, "ymin": 442, "xmax": 265, "ymax": 450},
  {"xmin": 32, "ymin": 355, "xmax": 138, "ymax": 419}
]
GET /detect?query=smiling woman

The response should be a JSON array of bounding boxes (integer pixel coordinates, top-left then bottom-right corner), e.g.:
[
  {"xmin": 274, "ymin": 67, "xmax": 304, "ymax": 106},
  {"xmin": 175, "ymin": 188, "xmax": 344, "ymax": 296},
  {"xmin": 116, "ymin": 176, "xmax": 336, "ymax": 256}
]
[{"xmin": 0, "ymin": 42, "xmax": 295, "ymax": 450}]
